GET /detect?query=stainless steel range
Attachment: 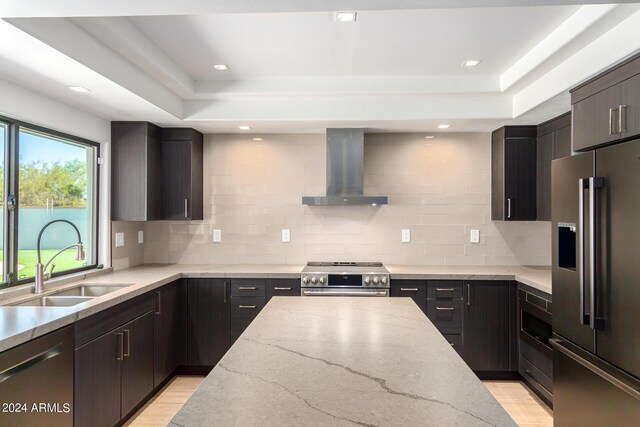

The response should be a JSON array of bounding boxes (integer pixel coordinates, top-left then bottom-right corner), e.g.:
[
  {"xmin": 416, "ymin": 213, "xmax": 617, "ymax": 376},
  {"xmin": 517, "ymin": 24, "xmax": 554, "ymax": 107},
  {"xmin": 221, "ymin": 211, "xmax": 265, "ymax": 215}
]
[{"xmin": 301, "ymin": 262, "xmax": 390, "ymax": 297}]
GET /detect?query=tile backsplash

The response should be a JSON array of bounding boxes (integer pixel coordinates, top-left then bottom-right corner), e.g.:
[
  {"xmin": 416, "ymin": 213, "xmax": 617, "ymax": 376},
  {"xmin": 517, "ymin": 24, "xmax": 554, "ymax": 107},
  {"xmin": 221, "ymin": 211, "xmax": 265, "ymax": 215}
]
[
  {"xmin": 139, "ymin": 132, "xmax": 551, "ymax": 266},
  {"xmin": 111, "ymin": 221, "xmax": 145, "ymax": 270}
]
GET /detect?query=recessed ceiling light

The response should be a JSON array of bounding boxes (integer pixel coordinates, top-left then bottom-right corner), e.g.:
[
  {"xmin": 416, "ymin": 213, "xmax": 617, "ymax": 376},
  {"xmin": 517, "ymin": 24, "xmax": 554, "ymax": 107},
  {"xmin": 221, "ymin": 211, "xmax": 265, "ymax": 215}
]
[
  {"xmin": 462, "ymin": 60, "xmax": 481, "ymax": 67},
  {"xmin": 437, "ymin": 124, "xmax": 450, "ymax": 129},
  {"xmin": 68, "ymin": 86, "xmax": 90, "ymax": 93},
  {"xmin": 238, "ymin": 125, "xmax": 251, "ymax": 130},
  {"xmin": 335, "ymin": 11, "xmax": 357, "ymax": 22},
  {"xmin": 425, "ymin": 135, "xmax": 435, "ymax": 139},
  {"xmin": 214, "ymin": 64, "xmax": 229, "ymax": 71},
  {"xmin": 252, "ymin": 137, "xmax": 263, "ymax": 141}
]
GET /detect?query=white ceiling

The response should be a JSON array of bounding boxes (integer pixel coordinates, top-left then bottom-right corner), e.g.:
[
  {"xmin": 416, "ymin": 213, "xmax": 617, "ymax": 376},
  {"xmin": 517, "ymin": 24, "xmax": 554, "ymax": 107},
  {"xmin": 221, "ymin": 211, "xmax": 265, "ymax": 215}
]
[
  {"xmin": 0, "ymin": 2, "xmax": 639, "ymax": 134},
  {"xmin": 129, "ymin": 7, "xmax": 578, "ymax": 80}
]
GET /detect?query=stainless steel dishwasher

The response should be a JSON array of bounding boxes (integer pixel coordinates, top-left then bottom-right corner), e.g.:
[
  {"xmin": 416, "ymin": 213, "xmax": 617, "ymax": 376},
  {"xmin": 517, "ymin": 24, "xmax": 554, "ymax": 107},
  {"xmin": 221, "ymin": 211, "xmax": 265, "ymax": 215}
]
[{"xmin": 0, "ymin": 325, "xmax": 74, "ymax": 426}]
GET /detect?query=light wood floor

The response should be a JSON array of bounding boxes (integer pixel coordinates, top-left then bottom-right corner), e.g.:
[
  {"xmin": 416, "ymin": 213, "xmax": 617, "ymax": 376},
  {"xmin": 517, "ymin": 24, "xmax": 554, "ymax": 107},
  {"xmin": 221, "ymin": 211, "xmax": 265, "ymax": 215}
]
[{"xmin": 126, "ymin": 376, "xmax": 552, "ymax": 426}]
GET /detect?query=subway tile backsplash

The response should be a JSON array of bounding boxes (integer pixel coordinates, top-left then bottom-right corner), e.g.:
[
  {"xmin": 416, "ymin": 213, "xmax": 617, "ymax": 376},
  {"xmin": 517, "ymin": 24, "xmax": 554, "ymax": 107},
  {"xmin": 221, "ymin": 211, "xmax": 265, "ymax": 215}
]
[{"xmin": 137, "ymin": 132, "xmax": 550, "ymax": 266}]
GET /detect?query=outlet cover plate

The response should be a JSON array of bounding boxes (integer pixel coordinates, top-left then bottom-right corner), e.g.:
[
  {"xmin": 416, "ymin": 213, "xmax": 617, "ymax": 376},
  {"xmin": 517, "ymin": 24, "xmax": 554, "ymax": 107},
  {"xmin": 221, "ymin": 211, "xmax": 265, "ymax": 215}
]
[
  {"xmin": 282, "ymin": 229, "xmax": 291, "ymax": 243},
  {"xmin": 401, "ymin": 229, "xmax": 411, "ymax": 243},
  {"xmin": 138, "ymin": 230, "xmax": 144, "ymax": 244},
  {"xmin": 115, "ymin": 232, "xmax": 125, "ymax": 247},
  {"xmin": 470, "ymin": 229, "xmax": 480, "ymax": 244},
  {"xmin": 213, "ymin": 229, "xmax": 222, "ymax": 243}
]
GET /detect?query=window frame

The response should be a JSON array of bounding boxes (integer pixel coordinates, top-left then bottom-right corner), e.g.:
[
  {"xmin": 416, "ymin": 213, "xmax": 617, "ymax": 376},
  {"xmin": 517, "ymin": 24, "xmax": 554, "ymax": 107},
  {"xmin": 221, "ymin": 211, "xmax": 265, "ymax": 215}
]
[{"xmin": 0, "ymin": 115, "xmax": 100, "ymax": 289}]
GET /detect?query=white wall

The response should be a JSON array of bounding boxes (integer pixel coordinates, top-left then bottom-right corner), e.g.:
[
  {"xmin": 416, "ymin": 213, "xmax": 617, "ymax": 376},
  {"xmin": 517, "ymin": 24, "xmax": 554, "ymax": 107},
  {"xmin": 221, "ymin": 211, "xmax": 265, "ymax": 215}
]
[{"xmin": 0, "ymin": 77, "xmax": 112, "ymax": 267}]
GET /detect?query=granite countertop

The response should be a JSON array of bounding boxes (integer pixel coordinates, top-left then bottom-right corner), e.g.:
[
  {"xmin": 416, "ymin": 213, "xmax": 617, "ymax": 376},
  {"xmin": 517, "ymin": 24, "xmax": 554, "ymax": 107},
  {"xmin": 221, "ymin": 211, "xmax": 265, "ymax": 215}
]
[
  {"xmin": 170, "ymin": 297, "xmax": 516, "ymax": 427},
  {"xmin": 0, "ymin": 263, "xmax": 550, "ymax": 353}
]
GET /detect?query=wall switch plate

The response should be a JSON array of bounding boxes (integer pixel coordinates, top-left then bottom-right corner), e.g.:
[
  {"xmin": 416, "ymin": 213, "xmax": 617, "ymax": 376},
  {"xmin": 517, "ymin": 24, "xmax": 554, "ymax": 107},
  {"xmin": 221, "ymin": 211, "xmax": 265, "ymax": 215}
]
[
  {"xmin": 470, "ymin": 229, "xmax": 480, "ymax": 244},
  {"xmin": 282, "ymin": 229, "xmax": 291, "ymax": 243},
  {"xmin": 115, "ymin": 232, "xmax": 125, "ymax": 247},
  {"xmin": 138, "ymin": 230, "xmax": 144, "ymax": 244},
  {"xmin": 212, "ymin": 229, "xmax": 222, "ymax": 243},
  {"xmin": 401, "ymin": 229, "xmax": 411, "ymax": 243}
]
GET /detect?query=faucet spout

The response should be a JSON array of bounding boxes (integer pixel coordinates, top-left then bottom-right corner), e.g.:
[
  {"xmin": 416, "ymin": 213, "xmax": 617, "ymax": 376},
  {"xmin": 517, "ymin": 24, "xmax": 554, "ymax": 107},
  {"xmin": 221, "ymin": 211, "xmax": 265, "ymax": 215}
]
[{"xmin": 34, "ymin": 220, "xmax": 85, "ymax": 294}]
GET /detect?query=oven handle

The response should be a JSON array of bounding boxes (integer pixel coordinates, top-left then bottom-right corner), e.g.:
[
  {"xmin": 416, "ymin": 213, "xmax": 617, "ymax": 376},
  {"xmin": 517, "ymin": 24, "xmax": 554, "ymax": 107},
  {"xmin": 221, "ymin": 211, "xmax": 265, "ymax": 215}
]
[{"xmin": 302, "ymin": 290, "xmax": 388, "ymax": 297}]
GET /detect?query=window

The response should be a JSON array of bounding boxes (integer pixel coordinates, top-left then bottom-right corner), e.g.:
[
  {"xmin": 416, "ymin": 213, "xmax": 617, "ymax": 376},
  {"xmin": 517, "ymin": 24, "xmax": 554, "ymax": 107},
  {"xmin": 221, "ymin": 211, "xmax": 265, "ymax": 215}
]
[{"xmin": 0, "ymin": 118, "xmax": 99, "ymax": 288}]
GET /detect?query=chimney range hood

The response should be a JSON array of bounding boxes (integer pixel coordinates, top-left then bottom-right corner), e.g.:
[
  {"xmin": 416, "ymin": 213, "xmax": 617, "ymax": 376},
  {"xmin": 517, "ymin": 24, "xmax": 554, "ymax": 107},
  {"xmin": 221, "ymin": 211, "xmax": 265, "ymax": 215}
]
[{"xmin": 302, "ymin": 128, "xmax": 388, "ymax": 206}]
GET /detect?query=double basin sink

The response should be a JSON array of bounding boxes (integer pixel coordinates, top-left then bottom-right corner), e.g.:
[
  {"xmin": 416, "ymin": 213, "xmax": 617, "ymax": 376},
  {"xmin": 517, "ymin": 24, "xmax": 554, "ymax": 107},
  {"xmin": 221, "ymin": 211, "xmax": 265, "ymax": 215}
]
[{"xmin": 13, "ymin": 284, "xmax": 131, "ymax": 307}]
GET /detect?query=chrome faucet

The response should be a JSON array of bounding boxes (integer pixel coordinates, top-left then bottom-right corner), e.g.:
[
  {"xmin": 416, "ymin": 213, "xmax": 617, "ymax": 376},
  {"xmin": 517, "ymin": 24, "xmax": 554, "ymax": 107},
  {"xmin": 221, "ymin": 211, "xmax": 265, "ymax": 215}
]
[{"xmin": 35, "ymin": 219, "xmax": 85, "ymax": 293}]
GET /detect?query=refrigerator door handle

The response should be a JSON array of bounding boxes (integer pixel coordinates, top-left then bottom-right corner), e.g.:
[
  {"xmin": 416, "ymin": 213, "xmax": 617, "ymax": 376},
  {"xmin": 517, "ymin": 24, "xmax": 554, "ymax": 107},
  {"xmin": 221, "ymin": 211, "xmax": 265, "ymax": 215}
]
[
  {"xmin": 550, "ymin": 338, "xmax": 640, "ymax": 401},
  {"xmin": 578, "ymin": 178, "xmax": 589, "ymax": 325},
  {"xmin": 589, "ymin": 177, "xmax": 605, "ymax": 331}
]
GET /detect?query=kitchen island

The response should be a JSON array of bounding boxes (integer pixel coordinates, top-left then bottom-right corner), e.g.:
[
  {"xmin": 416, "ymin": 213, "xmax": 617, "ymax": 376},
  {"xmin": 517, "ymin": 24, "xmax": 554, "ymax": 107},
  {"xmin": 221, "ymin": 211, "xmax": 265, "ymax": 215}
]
[{"xmin": 170, "ymin": 297, "xmax": 516, "ymax": 426}]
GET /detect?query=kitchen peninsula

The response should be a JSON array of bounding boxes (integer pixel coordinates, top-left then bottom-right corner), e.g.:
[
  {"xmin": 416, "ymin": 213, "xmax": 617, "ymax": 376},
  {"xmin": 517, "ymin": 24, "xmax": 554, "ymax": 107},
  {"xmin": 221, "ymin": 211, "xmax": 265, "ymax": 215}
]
[{"xmin": 170, "ymin": 297, "xmax": 516, "ymax": 427}]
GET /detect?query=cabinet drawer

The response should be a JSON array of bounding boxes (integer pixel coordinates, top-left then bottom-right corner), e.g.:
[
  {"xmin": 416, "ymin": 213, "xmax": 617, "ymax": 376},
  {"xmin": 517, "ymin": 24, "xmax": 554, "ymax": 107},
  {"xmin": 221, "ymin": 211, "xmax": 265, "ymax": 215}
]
[
  {"xmin": 230, "ymin": 297, "xmax": 265, "ymax": 329},
  {"xmin": 520, "ymin": 355, "xmax": 553, "ymax": 394},
  {"xmin": 426, "ymin": 299, "xmax": 463, "ymax": 334},
  {"xmin": 230, "ymin": 279, "xmax": 265, "ymax": 297},
  {"xmin": 443, "ymin": 334, "xmax": 464, "ymax": 358},
  {"xmin": 427, "ymin": 281, "xmax": 463, "ymax": 299},
  {"xmin": 390, "ymin": 280, "xmax": 427, "ymax": 314},
  {"xmin": 266, "ymin": 279, "xmax": 300, "ymax": 301}
]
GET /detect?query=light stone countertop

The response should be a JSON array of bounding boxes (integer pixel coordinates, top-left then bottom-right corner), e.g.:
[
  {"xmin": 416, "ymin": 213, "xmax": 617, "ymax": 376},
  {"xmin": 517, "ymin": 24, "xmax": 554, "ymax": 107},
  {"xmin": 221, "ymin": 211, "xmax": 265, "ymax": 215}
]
[
  {"xmin": 170, "ymin": 297, "xmax": 516, "ymax": 427},
  {"xmin": 0, "ymin": 263, "xmax": 550, "ymax": 353}
]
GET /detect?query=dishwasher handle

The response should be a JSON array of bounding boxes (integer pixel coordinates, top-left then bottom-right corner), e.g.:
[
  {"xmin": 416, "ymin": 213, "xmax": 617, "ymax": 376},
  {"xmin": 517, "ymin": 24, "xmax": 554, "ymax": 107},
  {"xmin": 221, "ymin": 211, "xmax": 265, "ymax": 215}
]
[{"xmin": 0, "ymin": 344, "xmax": 63, "ymax": 385}]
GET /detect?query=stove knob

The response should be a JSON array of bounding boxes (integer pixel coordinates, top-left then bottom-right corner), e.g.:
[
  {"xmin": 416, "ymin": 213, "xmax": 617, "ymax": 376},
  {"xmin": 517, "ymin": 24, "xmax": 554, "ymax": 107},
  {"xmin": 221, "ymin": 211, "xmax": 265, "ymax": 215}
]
[
  {"xmin": 319, "ymin": 276, "xmax": 326, "ymax": 284},
  {"xmin": 373, "ymin": 276, "xmax": 380, "ymax": 285},
  {"xmin": 364, "ymin": 276, "xmax": 371, "ymax": 285},
  {"xmin": 311, "ymin": 277, "xmax": 318, "ymax": 284},
  {"xmin": 302, "ymin": 277, "xmax": 310, "ymax": 284},
  {"xmin": 381, "ymin": 276, "xmax": 388, "ymax": 285}
]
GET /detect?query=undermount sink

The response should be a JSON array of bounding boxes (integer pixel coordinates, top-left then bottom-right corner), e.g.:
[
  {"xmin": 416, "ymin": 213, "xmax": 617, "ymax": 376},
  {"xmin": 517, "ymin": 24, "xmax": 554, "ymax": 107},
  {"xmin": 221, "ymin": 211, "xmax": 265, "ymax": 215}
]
[
  {"xmin": 53, "ymin": 283, "xmax": 130, "ymax": 297},
  {"xmin": 15, "ymin": 296, "xmax": 94, "ymax": 307}
]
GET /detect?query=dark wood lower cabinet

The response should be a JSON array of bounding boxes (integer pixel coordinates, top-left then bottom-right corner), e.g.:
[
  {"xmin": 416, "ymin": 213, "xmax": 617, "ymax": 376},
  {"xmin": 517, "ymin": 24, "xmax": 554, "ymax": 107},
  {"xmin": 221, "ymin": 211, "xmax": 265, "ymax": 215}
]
[
  {"xmin": 186, "ymin": 278, "xmax": 230, "ymax": 366},
  {"xmin": 121, "ymin": 311, "xmax": 155, "ymax": 418},
  {"xmin": 390, "ymin": 280, "xmax": 427, "ymax": 314},
  {"xmin": 463, "ymin": 281, "xmax": 518, "ymax": 376},
  {"xmin": 153, "ymin": 281, "xmax": 184, "ymax": 387}
]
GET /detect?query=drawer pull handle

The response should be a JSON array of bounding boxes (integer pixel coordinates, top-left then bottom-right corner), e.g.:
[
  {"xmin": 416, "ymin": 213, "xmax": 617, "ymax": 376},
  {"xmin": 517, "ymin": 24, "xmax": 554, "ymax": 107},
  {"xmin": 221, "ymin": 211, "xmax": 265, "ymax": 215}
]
[
  {"xmin": 238, "ymin": 305, "xmax": 257, "ymax": 309},
  {"xmin": 238, "ymin": 286, "xmax": 257, "ymax": 290},
  {"xmin": 436, "ymin": 288, "xmax": 455, "ymax": 292},
  {"xmin": 400, "ymin": 288, "xmax": 419, "ymax": 292},
  {"xmin": 436, "ymin": 307, "xmax": 455, "ymax": 311},
  {"xmin": 274, "ymin": 287, "xmax": 292, "ymax": 291},
  {"xmin": 450, "ymin": 343, "xmax": 455, "ymax": 347}
]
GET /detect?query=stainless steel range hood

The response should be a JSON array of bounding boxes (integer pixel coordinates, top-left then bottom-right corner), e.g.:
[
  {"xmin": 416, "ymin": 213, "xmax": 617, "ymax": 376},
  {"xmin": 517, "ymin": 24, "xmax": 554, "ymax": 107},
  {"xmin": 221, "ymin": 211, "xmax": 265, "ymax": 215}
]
[{"xmin": 302, "ymin": 128, "xmax": 388, "ymax": 206}]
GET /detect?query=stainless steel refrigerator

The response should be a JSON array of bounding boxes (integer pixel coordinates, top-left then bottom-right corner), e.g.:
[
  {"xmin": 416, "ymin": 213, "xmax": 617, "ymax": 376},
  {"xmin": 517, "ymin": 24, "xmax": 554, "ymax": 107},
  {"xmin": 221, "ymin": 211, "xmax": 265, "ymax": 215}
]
[{"xmin": 551, "ymin": 138, "xmax": 640, "ymax": 425}]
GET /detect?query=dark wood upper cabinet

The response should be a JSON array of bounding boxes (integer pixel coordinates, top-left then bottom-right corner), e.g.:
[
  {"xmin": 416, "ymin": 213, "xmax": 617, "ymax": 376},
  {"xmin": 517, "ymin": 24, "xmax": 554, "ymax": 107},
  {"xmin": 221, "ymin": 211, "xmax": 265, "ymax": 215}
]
[
  {"xmin": 111, "ymin": 122, "xmax": 162, "ymax": 221},
  {"xmin": 153, "ymin": 281, "xmax": 185, "ymax": 388},
  {"xmin": 186, "ymin": 279, "xmax": 230, "ymax": 366},
  {"xmin": 463, "ymin": 281, "xmax": 517, "ymax": 374},
  {"xmin": 491, "ymin": 126, "xmax": 537, "ymax": 221},
  {"xmin": 536, "ymin": 112, "xmax": 571, "ymax": 221},
  {"xmin": 571, "ymin": 53, "xmax": 640, "ymax": 152},
  {"xmin": 161, "ymin": 128, "xmax": 204, "ymax": 221}
]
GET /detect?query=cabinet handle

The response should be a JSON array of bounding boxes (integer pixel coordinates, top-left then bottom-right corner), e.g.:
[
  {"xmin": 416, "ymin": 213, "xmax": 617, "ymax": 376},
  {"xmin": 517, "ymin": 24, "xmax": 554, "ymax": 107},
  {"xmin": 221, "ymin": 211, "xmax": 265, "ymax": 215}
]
[
  {"xmin": 400, "ymin": 288, "xmax": 419, "ymax": 292},
  {"xmin": 123, "ymin": 330, "xmax": 131, "ymax": 358},
  {"xmin": 184, "ymin": 198, "xmax": 189, "ymax": 218},
  {"xmin": 274, "ymin": 287, "xmax": 292, "ymax": 291},
  {"xmin": 436, "ymin": 288, "xmax": 455, "ymax": 292},
  {"xmin": 450, "ymin": 343, "xmax": 455, "ymax": 347},
  {"xmin": 239, "ymin": 286, "xmax": 257, "ymax": 290},
  {"xmin": 155, "ymin": 291, "xmax": 161, "ymax": 315},
  {"xmin": 467, "ymin": 284, "xmax": 471, "ymax": 307},
  {"xmin": 436, "ymin": 306, "xmax": 454, "ymax": 311},
  {"xmin": 238, "ymin": 305, "xmax": 256, "ymax": 309},
  {"xmin": 224, "ymin": 281, "xmax": 229, "ymax": 303},
  {"xmin": 507, "ymin": 198, "xmax": 512, "ymax": 219},
  {"xmin": 609, "ymin": 107, "xmax": 619, "ymax": 134},
  {"xmin": 0, "ymin": 345, "xmax": 62, "ymax": 385},
  {"xmin": 116, "ymin": 333, "xmax": 124, "ymax": 361},
  {"xmin": 619, "ymin": 104, "xmax": 627, "ymax": 133}
]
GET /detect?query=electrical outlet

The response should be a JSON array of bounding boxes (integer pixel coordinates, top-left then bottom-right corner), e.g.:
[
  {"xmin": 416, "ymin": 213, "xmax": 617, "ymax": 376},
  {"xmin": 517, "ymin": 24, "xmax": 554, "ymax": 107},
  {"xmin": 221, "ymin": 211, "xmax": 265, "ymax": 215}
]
[
  {"xmin": 115, "ymin": 232, "xmax": 125, "ymax": 247},
  {"xmin": 401, "ymin": 229, "xmax": 411, "ymax": 243},
  {"xmin": 470, "ymin": 229, "xmax": 480, "ymax": 244},
  {"xmin": 138, "ymin": 230, "xmax": 144, "ymax": 244},
  {"xmin": 282, "ymin": 229, "xmax": 291, "ymax": 243},
  {"xmin": 212, "ymin": 229, "xmax": 222, "ymax": 243}
]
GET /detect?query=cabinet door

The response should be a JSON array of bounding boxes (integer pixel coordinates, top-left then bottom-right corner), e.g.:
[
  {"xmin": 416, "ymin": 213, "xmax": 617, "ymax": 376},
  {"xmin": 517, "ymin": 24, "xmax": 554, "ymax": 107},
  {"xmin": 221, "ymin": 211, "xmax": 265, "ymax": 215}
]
[
  {"xmin": 162, "ymin": 140, "xmax": 193, "ymax": 220},
  {"xmin": 390, "ymin": 280, "xmax": 427, "ymax": 314},
  {"xmin": 620, "ymin": 73, "xmax": 640, "ymax": 139},
  {"xmin": 463, "ymin": 281, "xmax": 515, "ymax": 372},
  {"xmin": 504, "ymin": 138, "xmax": 537, "ymax": 221},
  {"xmin": 186, "ymin": 279, "xmax": 230, "ymax": 366},
  {"xmin": 554, "ymin": 125, "xmax": 572, "ymax": 159},
  {"xmin": 536, "ymin": 133, "xmax": 553, "ymax": 221},
  {"xmin": 75, "ymin": 330, "xmax": 122, "ymax": 427},
  {"xmin": 573, "ymin": 85, "xmax": 621, "ymax": 151},
  {"xmin": 121, "ymin": 312, "xmax": 154, "ymax": 418},
  {"xmin": 154, "ymin": 281, "xmax": 184, "ymax": 388}
]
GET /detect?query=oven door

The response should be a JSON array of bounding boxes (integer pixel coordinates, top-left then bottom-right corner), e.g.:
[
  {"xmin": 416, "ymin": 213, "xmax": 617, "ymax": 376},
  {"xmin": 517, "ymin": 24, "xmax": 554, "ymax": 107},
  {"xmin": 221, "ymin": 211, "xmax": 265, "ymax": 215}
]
[{"xmin": 301, "ymin": 288, "xmax": 388, "ymax": 297}]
